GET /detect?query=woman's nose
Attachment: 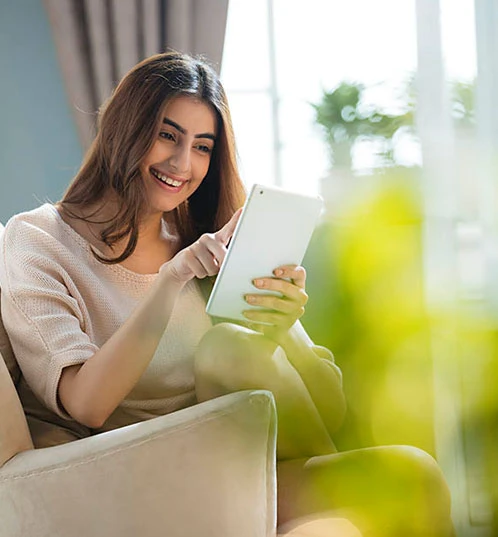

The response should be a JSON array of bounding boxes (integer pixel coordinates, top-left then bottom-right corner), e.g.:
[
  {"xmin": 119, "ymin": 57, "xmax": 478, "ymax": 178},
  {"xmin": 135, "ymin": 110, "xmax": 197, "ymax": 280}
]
[{"xmin": 169, "ymin": 144, "xmax": 191, "ymax": 173}]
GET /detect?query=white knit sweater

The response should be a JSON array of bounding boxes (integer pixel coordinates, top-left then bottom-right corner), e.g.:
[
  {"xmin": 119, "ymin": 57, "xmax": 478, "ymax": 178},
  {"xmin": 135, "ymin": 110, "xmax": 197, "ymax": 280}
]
[{"xmin": 0, "ymin": 204, "xmax": 213, "ymax": 442}]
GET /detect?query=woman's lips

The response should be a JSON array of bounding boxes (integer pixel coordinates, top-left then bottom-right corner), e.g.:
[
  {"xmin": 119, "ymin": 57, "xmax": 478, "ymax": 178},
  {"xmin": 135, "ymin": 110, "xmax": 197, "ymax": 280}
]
[{"xmin": 150, "ymin": 168, "xmax": 188, "ymax": 191}]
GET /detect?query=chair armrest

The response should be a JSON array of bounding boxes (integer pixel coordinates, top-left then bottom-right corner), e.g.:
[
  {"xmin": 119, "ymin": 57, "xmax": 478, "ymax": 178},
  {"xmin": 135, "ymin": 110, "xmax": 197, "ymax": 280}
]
[{"xmin": 0, "ymin": 390, "xmax": 277, "ymax": 537}]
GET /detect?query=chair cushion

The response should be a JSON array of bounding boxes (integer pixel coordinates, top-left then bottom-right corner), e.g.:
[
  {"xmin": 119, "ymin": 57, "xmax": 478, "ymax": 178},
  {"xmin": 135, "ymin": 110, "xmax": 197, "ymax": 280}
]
[{"xmin": 278, "ymin": 515, "xmax": 362, "ymax": 536}]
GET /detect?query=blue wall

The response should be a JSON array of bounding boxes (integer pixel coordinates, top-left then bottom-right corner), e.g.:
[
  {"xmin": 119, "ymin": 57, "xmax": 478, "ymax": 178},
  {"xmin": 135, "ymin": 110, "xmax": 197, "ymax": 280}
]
[{"xmin": 0, "ymin": 0, "xmax": 82, "ymax": 222}]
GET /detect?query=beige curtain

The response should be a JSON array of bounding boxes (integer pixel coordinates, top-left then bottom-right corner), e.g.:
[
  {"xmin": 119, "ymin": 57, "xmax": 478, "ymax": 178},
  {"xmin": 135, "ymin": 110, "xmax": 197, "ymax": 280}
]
[{"xmin": 43, "ymin": 0, "xmax": 230, "ymax": 150}]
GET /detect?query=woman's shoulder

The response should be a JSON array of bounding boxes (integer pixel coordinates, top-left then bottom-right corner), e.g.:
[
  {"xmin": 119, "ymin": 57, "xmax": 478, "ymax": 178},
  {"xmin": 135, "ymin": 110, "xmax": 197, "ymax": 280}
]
[
  {"xmin": 3, "ymin": 203, "xmax": 61, "ymax": 237},
  {"xmin": 1, "ymin": 203, "xmax": 88, "ymax": 265}
]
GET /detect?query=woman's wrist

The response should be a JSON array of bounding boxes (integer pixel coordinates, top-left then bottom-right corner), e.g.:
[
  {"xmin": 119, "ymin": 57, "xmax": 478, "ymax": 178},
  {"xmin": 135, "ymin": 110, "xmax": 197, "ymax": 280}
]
[
  {"xmin": 266, "ymin": 322, "xmax": 321, "ymax": 373},
  {"xmin": 158, "ymin": 261, "xmax": 189, "ymax": 291},
  {"xmin": 258, "ymin": 326, "xmax": 295, "ymax": 366},
  {"xmin": 265, "ymin": 321, "xmax": 305, "ymax": 347},
  {"xmin": 147, "ymin": 264, "xmax": 189, "ymax": 320}
]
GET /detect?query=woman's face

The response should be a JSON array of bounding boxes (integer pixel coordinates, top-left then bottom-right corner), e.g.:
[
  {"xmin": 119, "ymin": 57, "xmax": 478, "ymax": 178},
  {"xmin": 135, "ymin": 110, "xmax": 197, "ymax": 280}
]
[{"xmin": 141, "ymin": 94, "xmax": 217, "ymax": 214}]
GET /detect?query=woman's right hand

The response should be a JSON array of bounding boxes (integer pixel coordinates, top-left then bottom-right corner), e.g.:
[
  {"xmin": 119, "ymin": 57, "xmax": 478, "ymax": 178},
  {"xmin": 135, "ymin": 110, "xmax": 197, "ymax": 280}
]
[{"xmin": 161, "ymin": 208, "xmax": 242, "ymax": 284}]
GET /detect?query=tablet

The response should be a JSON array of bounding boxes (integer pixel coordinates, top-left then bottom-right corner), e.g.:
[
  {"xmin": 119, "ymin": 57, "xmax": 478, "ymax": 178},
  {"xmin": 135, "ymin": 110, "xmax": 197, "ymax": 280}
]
[{"xmin": 205, "ymin": 183, "xmax": 323, "ymax": 323}]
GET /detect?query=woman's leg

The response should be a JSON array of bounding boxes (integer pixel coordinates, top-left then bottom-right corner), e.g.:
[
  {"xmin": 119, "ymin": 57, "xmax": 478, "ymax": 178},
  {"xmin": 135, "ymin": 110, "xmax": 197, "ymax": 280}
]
[
  {"xmin": 195, "ymin": 323, "xmax": 454, "ymax": 536},
  {"xmin": 277, "ymin": 446, "xmax": 454, "ymax": 537},
  {"xmin": 194, "ymin": 322, "xmax": 337, "ymax": 460}
]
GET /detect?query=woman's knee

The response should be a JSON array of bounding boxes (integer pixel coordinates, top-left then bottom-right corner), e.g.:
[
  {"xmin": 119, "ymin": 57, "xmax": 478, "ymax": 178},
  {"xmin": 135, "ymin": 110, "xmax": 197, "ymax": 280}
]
[
  {"xmin": 387, "ymin": 446, "xmax": 450, "ymax": 499},
  {"xmin": 378, "ymin": 445, "xmax": 452, "ymax": 529},
  {"xmin": 194, "ymin": 322, "xmax": 279, "ymax": 390},
  {"xmin": 295, "ymin": 445, "xmax": 452, "ymax": 533}
]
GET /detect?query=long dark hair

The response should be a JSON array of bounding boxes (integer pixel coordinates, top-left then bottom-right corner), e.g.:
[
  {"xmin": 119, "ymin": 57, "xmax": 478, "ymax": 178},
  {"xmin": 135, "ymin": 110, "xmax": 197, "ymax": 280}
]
[{"xmin": 60, "ymin": 51, "xmax": 246, "ymax": 263}]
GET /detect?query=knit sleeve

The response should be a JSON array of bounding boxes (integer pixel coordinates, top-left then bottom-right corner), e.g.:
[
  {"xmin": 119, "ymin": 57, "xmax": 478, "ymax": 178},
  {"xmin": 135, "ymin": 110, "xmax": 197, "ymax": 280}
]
[{"xmin": 0, "ymin": 217, "xmax": 99, "ymax": 419}]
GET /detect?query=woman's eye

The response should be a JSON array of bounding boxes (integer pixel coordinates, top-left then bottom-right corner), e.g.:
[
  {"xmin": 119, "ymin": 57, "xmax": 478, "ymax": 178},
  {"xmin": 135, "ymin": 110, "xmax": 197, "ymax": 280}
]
[
  {"xmin": 196, "ymin": 144, "xmax": 212, "ymax": 154},
  {"xmin": 159, "ymin": 131, "xmax": 175, "ymax": 141}
]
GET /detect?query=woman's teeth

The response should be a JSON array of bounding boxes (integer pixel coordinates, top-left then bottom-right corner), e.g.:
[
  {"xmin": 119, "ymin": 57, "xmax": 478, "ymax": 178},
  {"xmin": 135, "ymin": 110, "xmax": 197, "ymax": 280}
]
[{"xmin": 151, "ymin": 169, "xmax": 184, "ymax": 187}]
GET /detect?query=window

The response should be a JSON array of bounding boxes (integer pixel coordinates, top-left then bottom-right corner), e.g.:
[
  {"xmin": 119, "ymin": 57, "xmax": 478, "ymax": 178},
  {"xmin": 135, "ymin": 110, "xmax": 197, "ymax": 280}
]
[{"xmin": 222, "ymin": 0, "xmax": 425, "ymax": 195}]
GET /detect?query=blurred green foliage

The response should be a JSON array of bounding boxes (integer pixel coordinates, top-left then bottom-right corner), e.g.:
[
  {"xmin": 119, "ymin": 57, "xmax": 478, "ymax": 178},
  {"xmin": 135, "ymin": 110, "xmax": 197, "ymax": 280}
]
[
  {"xmin": 305, "ymin": 76, "xmax": 498, "ymax": 530},
  {"xmin": 311, "ymin": 80, "xmax": 414, "ymax": 168},
  {"xmin": 312, "ymin": 77, "xmax": 475, "ymax": 170},
  {"xmin": 451, "ymin": 80, "xmax": 475, "ymax": 130},
  {"xmin": 303, "ymin": 170, "xmax": 435, "ymax": 453},
  {"xmin": 305, "ymin": 77, "xmax": 482, "ymax": 455}
]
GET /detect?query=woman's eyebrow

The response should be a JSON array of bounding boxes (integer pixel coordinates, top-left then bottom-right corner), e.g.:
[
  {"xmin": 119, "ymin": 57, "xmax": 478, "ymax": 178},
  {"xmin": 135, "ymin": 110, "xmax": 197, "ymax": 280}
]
[{"xmin": 162, "ymin": 118, "xmax": 216, "ymax": 141}]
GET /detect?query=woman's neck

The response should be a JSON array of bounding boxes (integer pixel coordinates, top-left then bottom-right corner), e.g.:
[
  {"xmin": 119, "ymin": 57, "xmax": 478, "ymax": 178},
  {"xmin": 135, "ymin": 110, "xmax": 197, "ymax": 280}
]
[{"xmin": 56, "ymin": 198, "xmax": 178, "ymax": 274}]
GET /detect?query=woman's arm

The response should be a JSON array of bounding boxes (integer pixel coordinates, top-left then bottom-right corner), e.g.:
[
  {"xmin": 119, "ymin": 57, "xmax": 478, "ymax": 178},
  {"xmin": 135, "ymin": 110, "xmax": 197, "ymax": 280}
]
[
  {"xmin": 271, "ymin": 320, "xmax": 346, "ymax": 436},
  {"xmin": 59, "ymin": 210, "xmax": 241, "ymax": 428},
  {"xmin": 58, "ymin": 270, "xmax": 185, "ymax": 428},
  {"xmin": 243, "ymin": 265, "xmax": 346, "ymax": 438}
]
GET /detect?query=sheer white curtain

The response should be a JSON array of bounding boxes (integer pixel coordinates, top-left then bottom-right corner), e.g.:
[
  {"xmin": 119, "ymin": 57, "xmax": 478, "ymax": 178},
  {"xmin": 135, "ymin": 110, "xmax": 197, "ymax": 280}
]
[
  {"xmin": 43, "ymin": 0, "xmax": 229, "ymax": 150},
  {"xmin": 416, "ymin": 0, "xmax": 496, "ymax": 533}
]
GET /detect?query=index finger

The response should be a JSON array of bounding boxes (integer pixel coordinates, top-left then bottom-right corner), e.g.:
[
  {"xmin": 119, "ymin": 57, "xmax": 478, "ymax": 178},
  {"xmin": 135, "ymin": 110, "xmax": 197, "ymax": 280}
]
[{"xmin": 214, "ymin": 207, "xmax": 243, "ymax": 244}]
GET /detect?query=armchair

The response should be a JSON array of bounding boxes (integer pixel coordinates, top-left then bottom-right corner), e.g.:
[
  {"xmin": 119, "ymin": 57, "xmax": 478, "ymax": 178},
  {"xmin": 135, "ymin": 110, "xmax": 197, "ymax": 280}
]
[{"xmin": 0, "ymin": 350, "xmax": 277, "ymax": 537}]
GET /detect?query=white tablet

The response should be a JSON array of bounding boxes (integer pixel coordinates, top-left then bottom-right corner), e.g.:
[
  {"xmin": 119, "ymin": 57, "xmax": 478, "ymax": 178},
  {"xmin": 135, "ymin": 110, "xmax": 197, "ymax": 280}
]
[{"xmin": 205, "ymin": 183, "xmax": 323, "ymax": 323}]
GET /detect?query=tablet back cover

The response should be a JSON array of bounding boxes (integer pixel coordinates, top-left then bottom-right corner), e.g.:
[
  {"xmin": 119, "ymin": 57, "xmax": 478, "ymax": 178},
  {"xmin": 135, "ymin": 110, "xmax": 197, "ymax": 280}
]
[{"xmin": 206, "ymin": 184, "xmax": 323, "ymax": 323}]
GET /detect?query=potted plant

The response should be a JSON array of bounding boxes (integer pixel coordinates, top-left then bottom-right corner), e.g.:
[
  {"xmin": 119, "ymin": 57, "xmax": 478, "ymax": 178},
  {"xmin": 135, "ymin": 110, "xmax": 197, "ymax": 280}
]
[
  {"xmin": 312, "ymin": 80, "xmax": 414, "ymax": 170},
  {"xmin": 311, "ymin": 80, "xmax": 415, "ymax": 209}
]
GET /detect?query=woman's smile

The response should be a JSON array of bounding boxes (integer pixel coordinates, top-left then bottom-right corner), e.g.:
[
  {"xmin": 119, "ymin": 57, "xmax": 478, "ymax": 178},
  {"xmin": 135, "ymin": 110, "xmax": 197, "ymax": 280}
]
[{"xmin": 150, "ymin": 167, "xmax": 189, "ymax": 192}]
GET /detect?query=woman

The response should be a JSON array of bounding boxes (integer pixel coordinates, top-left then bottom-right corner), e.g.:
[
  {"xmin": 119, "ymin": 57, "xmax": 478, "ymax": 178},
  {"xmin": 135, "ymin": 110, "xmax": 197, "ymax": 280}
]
[{"xmin": 0, "ymin": 52, "xmax": 453, "ymax": 536}]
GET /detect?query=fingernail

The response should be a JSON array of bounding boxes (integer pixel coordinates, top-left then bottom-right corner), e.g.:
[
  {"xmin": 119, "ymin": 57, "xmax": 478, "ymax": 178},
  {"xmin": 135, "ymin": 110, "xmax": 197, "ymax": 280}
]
[
  {"xmin": 253, "ymin": 279, "xmax": 263, "ymax": 287},
  {"xmin": 274, "ymin": 269, "xmax": 283, "ymax": 276},
  {"xmin": 245, "ymin": 295, "xmax": 256, "ymax": 303}
]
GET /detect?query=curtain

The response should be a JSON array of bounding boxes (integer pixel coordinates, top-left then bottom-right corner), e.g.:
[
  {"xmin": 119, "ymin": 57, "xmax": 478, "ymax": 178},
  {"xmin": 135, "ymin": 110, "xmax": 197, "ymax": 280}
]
[{"xmin": 43, "ymin": 0, "xmax": 230, "ymax": 150}]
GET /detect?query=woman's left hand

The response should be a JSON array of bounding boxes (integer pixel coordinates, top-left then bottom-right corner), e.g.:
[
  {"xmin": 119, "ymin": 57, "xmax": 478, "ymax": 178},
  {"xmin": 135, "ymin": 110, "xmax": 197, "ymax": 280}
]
[{"xmin": 243, "ymin": 264, "xmax": 308, "ymax": 337}]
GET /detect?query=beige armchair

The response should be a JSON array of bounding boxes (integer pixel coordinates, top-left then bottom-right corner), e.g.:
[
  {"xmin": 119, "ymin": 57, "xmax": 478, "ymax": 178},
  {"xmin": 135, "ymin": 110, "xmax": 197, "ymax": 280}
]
[{"xmin": 0, "ymin": 350, "xmax": 278, "ymax": 537}]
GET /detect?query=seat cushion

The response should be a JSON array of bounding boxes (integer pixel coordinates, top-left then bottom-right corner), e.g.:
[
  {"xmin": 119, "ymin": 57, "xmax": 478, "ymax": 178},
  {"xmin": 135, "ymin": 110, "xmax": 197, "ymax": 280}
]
[{"xmin": 278, "ymin": 515, "xmax": 362, "ymax": 536}]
